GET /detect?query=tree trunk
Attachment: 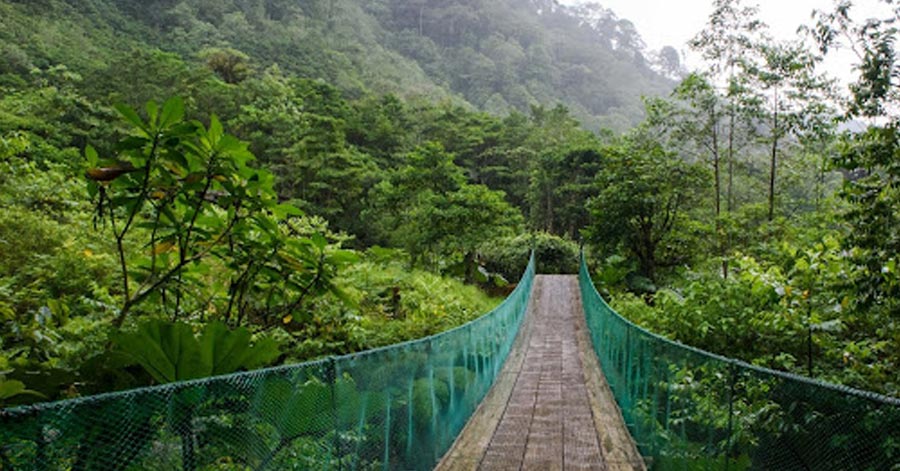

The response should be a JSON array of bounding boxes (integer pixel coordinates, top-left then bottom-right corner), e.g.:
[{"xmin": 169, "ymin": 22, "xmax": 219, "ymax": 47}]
[
  {"xmin": 727, "ymin": 105, "xmax": 735, "ymax": 213},
  {"xmin": 723, "ymin": 107, "xmax": 735, "ymax": 279},
  {"xmin": 545, "ymin": 187, "xmax": 554, "ymax": 234},
  {"xmin": 768, "ymin": 88, "xmax": 779, "ymax": 222},
  {"xmin": 712, "ymin": 108, "xmax": 728, "ymax": 279},
  {"xmin": 418, "ymin": 4, "xmax": 425, "ymax": 36},
  {"xmin": 464, "ymin": 251, "xmax": 476, "ymax": 283},
  {"xmin": 636, "ymin": 223, "xmax": 656, "ymax": 282},
  {"xmin": 713, "ymin": 117, "xmax": 721, "ymax": 219}
]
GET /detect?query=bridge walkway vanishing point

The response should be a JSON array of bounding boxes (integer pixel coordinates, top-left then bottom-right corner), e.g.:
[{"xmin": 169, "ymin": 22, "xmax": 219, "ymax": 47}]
[{"xmin": 437, "ymin": 275, "xmax": 645, "ymax": 471}]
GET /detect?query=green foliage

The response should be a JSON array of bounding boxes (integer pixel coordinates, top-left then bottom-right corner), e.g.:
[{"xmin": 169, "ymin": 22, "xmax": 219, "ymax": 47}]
[
  {"xmin": 197, "ymin": 47, "xmax": 252, "ymax": 84},
  {"xmin": 0, "ymin": 378, "xmax": 44, "ymax": 407},
  {"xmin": 585, "ymin": 128, "xmax": 710, "ymax": 281},
  {"xmin": 368, "ymin": 142, "xmax": 522, "ymax": 276},
  {"xmin": 0, "ymin": 164, "xmax": 118, "ymax": 400},
  {"xmin": 589, "ymin": 254, "xmax": 632, "ymax": 296},
  {"xmin": 87, "ymin": 97, "xmax": 355, "ymax": 329},
  {"xmin": 229, "ymin": 70, "xmax": 380, "ymax": 236},
  {"xmin": 254, "ymin": 376, "xmax": 333, "ymax": 445},
  {"xmin": 0, "ymin": 40, "xmax": 557, "ymax": 403},
  {"xmin": 802, "ymin": 1, "xmax": 900, "ymax": 393},
  {"xmin": 113, "ymin": 319, "xmax": 281, "ymax": 383},
  {"xmin": 0, "ymin": 0, "xmax": 895, "ymax": 418},
  {"xmin": 332, "ymin": 255, "xmax": 501, "ymax": 351},
  {"xmin": 610, "ymin": 234, "xmax": 899, "ymax": 394},
  {"xmin": 86, "ymin": 49, "xmax": 199, "ymax": 109},
  {"xmin": 529, "ymin": 145, "xmax": 604, "ymax": 237},
  {"xmin": 830, "ymin": 125, "xmax": 900, "ymax": 311},
  {"xmin": 0, "ymin": 0, "xmax": 673, "ymax": 132},
  {"xmin": 480, "ymin": 232, "xmax": 578, "ymax": 281},
  {"xmin": 582, "ymin": 255, "xmax": 900, "ymax": 471},
  {"xmin": 0, "ymin": 259, "xmax": 535, "ymax": 470}
]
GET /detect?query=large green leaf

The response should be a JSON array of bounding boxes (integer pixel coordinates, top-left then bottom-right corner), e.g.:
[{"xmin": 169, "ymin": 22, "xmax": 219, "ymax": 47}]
[
  {"xmin": 114, "ymin": 103, "xmax": 149, "ymax": 134},
  {"xmin": 198, "ymin": 322, "xmax": 280, "ymax": 376},
  {"xmin": 0, "ymin": 379, "xmax": 44, "ymax": 403},
  {"xmin": 198, "ymin": 321, "xmax": 250, "ymax": 377},
  {"xmin": 114, "ymin": 320, "xmax": 282, "ymax": 384},
  {"xmin": 113, "ymin": 320, "xmax": 204, "ymax": 383},
  {"xmin": 159, "ymin": 96, "xmax": 185, "ymax": 129}
]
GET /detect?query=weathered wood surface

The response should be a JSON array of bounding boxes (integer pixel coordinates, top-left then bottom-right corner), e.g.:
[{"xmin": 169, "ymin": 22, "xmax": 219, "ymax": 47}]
[{"xmin": 436, "ymin": 275, "xmax": 645, "ymax": 471}]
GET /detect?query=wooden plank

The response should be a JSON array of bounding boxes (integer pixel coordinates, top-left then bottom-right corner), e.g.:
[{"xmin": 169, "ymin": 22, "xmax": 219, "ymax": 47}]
[
  {"xmin": 437, "ymin": 275, "xmax": 645, "ymax": 471},
  {"xmin": 435, "ymin": 278, "xmax": 542, "ymax": 471},
  {"xmin": 573, "ymin": 279, "xmax": 647, "ymax": 471}
]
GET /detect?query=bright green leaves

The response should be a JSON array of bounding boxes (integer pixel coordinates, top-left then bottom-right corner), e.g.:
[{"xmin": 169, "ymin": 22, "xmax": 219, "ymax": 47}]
[
  {"xmin": 110, "ymin": 97, "xmax": 184, "ymax": 140},
  {"xmin": 368, "ymin": 142, "xmax": 521, "ymax": 277},
  {"xmin": 105, "ymin": 317, "xmax": 280, "ymax": 470},
  {"xmin": 814, "ymin": 3, "xmax": 900, "ymax": 387},
  {"xmin": 112, "ymin": 319, "xmax": 281, "ymax": 384},
  {"xmin": 200, "ymin": 322, "xmax": 281, "ymax": 376},
  {"xmin": 0, "ymin": 378, "xmax": 44, "ymax": 406},
  {"xmin": 198, "ymin": 47, "xmax": 252, "ymax": 85},
  {"xmin": 113, "ymin": 321, "xmax": 202, "ymax": 383},
  {"xmin": 0, "ymin": 132, "xmax": 29, "ymax": 160},
  {"xmin": 158, "ymin": 96, "xmax": 185, "ymax": 129},
  {"xmin": 114, "ymin": 103, "xmax": 149, "ymax": 135},
  {"xmin": 85, "ymin": 97, "xmax": 355, "ymax": 328},
  {"xmin": 585, "ymin": 132, "xmax": 709, "ymax": 282}
]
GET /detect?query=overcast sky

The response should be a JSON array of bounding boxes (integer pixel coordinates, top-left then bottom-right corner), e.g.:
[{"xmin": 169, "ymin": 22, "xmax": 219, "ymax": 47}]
[{"xmin": 558, "ymin": 0, "xmax": 893, "ymax": 84}]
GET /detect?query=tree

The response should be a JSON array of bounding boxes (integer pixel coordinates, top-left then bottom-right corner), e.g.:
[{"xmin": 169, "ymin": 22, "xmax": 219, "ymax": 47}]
[
  {"xmin": 690, "ymin": 0, "xmax": 767, "ymax": 210},
  {"xmin": 530, "ymin": 146, "xmax": 603, "ymax": 239},
  {"xmin": 345, "ymin": 94, "xmax": 413, "ymax": 167},
  {"xmin": 748, "ymin": 39, "xmax": 833, "ymax": 221},
  {"xmin": 665, "ymin": 71, "xmax": 764, "ymax": 278},
  {"xmin": 229, "ymin": 71, "xmax": 379, "ymax": 238},
  {"xmin": 367, "ymin": 142, "xmax": 522, "ymax": 277},
  {"xmin": 812, "ymin": 0, "xmax": 900, "ymax": 316},
  {"xmin": 198, "ymin": 47, "xmax": 253, "ymax": 84},
  {"xmin": 86, "ymin": 98, "xmax": 353, "ymax": 327},
  {"xmin": 524, "ymin": 104, "xmax": 599, "ymax": 235},
  {"xmin": 87, "ymin": 49, "xmax": 208, "ymax": 110},
  {"xmin": 585, "ymin": 131, "xmax": 708, "ymax": 282},
  {"xmin": 412, "ymin": 184, "xmax": 522, "ymax": 280},
  {"xmin": 688, "ymin": 0, "xmax": 769, "ymax": 277},
  {"xmin": 671, "ymin": 74, "xmax": 725, "ymax": 216}
]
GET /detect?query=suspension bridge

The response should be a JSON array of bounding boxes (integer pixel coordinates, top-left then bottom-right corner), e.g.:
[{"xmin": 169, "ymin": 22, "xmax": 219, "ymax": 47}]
[{"xmin": 1, "ymin": 254, "xmax": 898, "ymax": 470}]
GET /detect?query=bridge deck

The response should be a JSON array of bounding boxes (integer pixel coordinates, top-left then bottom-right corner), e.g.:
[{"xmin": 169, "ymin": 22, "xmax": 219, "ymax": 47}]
[{"xmin": 437, "ymin": 275, "xmax": 645, "ymax": 471}]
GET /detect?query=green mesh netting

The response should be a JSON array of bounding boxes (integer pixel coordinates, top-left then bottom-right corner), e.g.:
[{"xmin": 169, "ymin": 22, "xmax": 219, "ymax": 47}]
[
  {"xmin": 579, "ymin": 256, "xmax": 900, "ymax": 470},
  {"xmin": 0, "ymin": 254, "xmax": 534, "ymax": 470}
]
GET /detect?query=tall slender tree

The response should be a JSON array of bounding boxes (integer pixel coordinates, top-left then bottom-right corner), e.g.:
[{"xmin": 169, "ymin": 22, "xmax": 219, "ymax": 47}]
[
  {"xmin": 811, "ymin": 0, "xmax": 900, "ymax": 313},
  {"xmin": 748, "ymin": 40, "xmax": 832, "ymax": 221},
  {"xmin": 690, "ymin": 0, "xmax": 766, "ymax": 213},
  {"xmin": 689, "ymin": 0, "xmax": 766, "ymax": 276}
]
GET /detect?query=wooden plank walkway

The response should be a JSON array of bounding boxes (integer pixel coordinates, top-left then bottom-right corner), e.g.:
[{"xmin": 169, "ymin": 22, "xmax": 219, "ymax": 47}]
[{"xmin": 437, "ymin": 275, "xmax": 645, "ymax": 471}]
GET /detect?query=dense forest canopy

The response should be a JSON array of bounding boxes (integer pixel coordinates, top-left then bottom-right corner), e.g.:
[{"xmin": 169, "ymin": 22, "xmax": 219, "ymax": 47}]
[
  {"xmin": 0, "ymin": 0, "xmax": 898, "ymax": 416},
  {"xmin": 0, "ymin": 0, "xmax": 674, "ymax": 130}
]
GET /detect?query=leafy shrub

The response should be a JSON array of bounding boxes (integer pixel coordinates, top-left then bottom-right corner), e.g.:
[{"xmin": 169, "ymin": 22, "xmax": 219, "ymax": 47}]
[
  {"xmin": 279, "ymin": 250, "xmax": 501, "ymax": 360},
  {"xmin": 480, "ymin": 232, "xmax": 578, "ymax": 280}
]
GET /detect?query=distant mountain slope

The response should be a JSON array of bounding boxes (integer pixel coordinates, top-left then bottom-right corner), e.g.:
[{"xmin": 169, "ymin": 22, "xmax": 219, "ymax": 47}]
[
  {"xmin": 363, "ymin": 0, "xmax": 675, "ymax": 129},
  {"xmin": 0, "ymin": 0, "xmax": 674, "ymax": 130}
]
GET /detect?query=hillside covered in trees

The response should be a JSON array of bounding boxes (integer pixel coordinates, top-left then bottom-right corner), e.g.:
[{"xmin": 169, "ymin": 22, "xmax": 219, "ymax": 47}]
[
  {"xmin": 0, "ymin": 0, "xmax": 898, "ymax": 415},
  {"xmin": 0, "ymin": 0, "xmax": 674, "ymax": 131}
]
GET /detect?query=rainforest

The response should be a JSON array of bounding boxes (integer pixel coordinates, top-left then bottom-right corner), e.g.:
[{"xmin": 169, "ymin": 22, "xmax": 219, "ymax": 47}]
[{"xmin": 0, "ymin": 0, "xmax": 898, "ymax": 415}]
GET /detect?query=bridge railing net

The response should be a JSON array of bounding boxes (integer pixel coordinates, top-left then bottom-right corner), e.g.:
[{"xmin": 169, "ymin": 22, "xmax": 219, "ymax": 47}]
[
  {"xmin": 0, "ymin": 254, "xmax": 535, "ymax": 471},
  {"xmin": 579, "ymin": 256, "xmax": 900, "ymax": 471}
]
